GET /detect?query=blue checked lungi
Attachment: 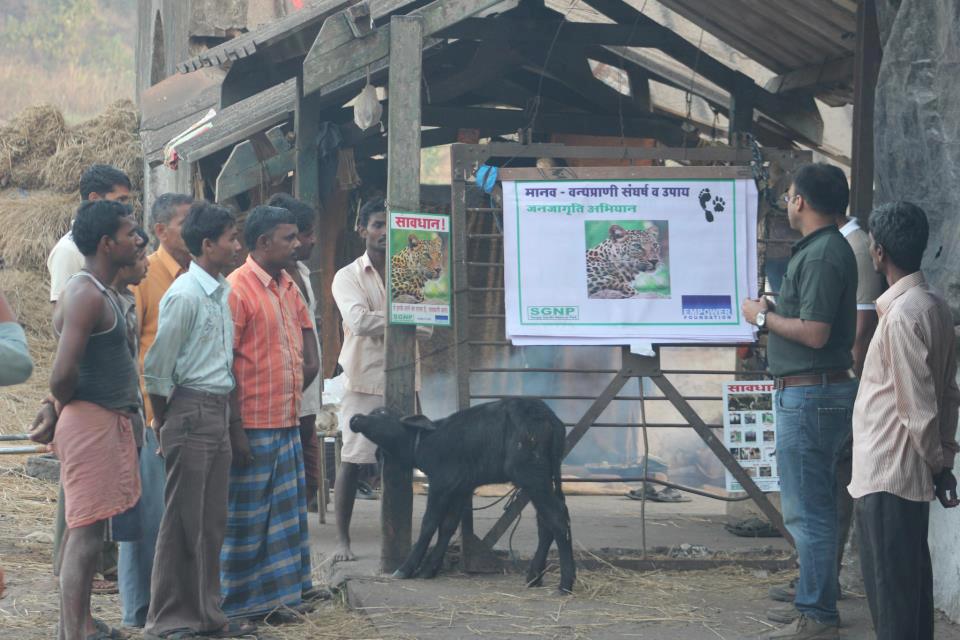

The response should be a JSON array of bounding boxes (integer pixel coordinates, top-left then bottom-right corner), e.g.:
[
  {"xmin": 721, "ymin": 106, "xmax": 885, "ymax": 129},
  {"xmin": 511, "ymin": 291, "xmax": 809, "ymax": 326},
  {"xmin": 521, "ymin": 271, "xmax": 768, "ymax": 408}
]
[{"xmin": 220, "ymin": 427, "xmax": 312, "ymax": 617}]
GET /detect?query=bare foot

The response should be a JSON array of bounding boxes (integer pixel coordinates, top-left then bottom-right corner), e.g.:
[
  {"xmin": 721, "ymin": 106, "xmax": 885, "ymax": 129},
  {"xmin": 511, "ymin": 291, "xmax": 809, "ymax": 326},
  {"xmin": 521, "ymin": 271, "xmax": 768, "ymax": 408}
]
[{"xmin": 332, "ymin": 544, "xmax": 356, "ymax": 562}]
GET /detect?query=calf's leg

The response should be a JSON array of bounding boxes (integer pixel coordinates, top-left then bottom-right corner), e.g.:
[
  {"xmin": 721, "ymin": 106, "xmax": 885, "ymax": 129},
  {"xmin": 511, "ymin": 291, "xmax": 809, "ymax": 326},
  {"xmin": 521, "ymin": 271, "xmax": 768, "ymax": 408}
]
[
  {"xmin": 393, "ymin": 489, "xmax": 454, "ymax": 579},
  {"xmin": 526, "ymin": 512, "xmax": 554, "ymax": 587},
  {"xmin": 417, "ymin": 494, "xmax": 468, "ymax": 578},
  {"xmin": 527, "ymin": 489, "xmax": 576, "ymax": 593}
]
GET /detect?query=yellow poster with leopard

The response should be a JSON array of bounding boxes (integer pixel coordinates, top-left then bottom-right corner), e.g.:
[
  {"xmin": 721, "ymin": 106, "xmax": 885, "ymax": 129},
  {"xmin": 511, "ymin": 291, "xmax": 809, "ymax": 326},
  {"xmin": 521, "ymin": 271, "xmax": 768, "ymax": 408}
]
[
  {"xmin": 387, "ymin": 210, "xmax": 451, "ymax": 326},
  {"xmin": 502, "ymin": 178, "xmax": 758, "ymax": 344}
]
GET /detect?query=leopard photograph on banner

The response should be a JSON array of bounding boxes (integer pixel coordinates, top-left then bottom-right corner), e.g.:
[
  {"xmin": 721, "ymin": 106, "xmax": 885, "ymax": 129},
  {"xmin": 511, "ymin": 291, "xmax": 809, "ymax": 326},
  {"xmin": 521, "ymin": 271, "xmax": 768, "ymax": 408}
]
[
  {"xmin": 387, "ymin": 210, "xmax": 451, "ymax": 327},
  {"xmin": 501, "ymin": 175, "xmax": 758, "ymax": 345}
]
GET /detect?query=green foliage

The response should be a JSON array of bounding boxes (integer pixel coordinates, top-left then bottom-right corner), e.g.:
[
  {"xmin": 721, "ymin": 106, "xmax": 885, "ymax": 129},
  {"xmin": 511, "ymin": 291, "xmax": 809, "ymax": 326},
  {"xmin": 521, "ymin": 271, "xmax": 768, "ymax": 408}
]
[{"xmin": 0, "ymin": 0, "xmax": 135, "ymax": 74}]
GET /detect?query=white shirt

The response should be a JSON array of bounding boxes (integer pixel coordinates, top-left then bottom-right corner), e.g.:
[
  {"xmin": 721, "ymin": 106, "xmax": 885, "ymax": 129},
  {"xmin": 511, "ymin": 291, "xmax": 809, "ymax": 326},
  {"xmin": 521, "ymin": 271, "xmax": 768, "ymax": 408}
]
[
  {"xmin": 296, "ymin": 261, "xmax": 323, "ymax": 417},
  {"xmin": 47, "ymin": 231, "xmax": 85, "ymax": 302}
]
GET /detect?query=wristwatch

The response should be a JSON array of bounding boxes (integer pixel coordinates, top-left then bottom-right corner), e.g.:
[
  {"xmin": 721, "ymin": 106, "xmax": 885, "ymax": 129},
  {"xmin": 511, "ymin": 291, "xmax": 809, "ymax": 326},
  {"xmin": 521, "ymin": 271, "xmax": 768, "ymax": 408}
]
[{"xmin": 755, "ymin": 311, "xmax": 767, "ymax": 328}]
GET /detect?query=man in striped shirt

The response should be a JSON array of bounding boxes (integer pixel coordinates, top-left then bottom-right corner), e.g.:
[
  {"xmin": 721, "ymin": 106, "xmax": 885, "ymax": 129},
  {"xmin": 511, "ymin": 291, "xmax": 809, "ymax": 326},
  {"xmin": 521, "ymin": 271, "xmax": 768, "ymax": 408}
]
[
  {"xmin": 849, "ymin": 201, "xmax": 960, "ymax": 640},
  {"xmin": 222, "ymin": 205, "xmax": 321, "ymax": 621}
]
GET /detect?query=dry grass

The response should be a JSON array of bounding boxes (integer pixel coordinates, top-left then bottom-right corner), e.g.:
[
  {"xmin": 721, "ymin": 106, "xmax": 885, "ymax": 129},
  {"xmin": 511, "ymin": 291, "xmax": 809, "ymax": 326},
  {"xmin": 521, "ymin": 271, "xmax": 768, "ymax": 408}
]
[
  {"xmin": 40, "ymin": 99, "xmax": 142, "ymax": 195},
  {"xmin": 0, "ymin": 61, "xmax": 134, "ymax": 126},
  {"xmin": 0, "ymin": 268, "xmax": 55, "ymax": 436},
  {"xmin": 0, "ymin": 100, "xmax": 142, "ymax": 210},
  {"xmin": 0, "ymin": 191, "xmax": 76, "ymax": 271},
  {"xmin": 0, "ymin": 104, "xmax": 68, "ymax": 191}
]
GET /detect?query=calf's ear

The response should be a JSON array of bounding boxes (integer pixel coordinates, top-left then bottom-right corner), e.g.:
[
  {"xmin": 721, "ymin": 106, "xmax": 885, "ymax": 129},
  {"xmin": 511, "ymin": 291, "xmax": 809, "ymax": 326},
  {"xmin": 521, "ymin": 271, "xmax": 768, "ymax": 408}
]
[{"xmin": 401, "ymin": 414, "xmax": 436, "ymax": 431}]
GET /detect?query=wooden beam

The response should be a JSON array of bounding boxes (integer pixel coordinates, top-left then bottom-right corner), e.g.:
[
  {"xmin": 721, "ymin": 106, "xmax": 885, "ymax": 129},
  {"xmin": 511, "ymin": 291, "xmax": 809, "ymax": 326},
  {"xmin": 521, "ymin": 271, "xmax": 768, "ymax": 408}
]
[
  {"xmin": 421, "ymin": 106, "xmax": 688, "ymax": 146},
  {"xmin": 303, "ymin": 0, "xmax": 503, "ymax": 96},
  {"xmin": 439, "ymin": 17, "xmax": 669, "ymax": 45},
  {"xmin": 215, "ymin": 125, "xmax": 295, "ymax": 202},
  {"xmin": 582, "ymin": 0, "xmax": 824, "ymax": 144},
  {"xmin": 849, "ymin": 0, "xmax": 881, "ymax": 222},
  {"xmin": 765, "ymin": 56, "xmax": 855, "ymax": 96},
  {"xmin": 381, "ymin": 14, "xmax": 423, "ymax": 576}
]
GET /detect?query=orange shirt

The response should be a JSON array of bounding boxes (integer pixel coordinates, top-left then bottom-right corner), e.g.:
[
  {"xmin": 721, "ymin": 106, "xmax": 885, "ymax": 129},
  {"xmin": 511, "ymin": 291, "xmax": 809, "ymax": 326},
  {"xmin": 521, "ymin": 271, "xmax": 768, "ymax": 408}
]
[
  {"xmin": 228, "ymin": 255, "xmax": 313, "ymax": 429},
  {"xmin": 131, "ymin": 246, "xmax": 186, "ymax": 425}
]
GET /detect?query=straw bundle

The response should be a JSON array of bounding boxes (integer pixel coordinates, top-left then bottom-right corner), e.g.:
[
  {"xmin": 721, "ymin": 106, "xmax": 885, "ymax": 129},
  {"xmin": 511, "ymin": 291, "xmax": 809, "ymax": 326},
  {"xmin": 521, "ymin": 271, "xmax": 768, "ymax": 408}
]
[
  {"xmin": 0, "ymin": 105, "xmax": 69, "ymax": 190},
  {"xmin": 40, "ymin": 99, "xmax": 142, "ymax": 194},
  {"xmin": 0, "ymin": 190, "xmax": 76, "ymax": 271}
]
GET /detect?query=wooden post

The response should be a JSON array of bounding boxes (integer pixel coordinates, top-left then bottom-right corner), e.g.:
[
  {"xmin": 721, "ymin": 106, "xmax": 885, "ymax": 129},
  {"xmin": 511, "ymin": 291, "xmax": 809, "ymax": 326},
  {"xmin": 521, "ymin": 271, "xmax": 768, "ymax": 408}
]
[
  {"xmin": 381, "ymin": 14, "xmax": 423, "ymax": 575},
  {"xmin": 294, "ymin": 73, "xmax": 325, "ymax": 358},
  {"xmin": 728, "ymin": 74, "xmax": 756, "ymax": 145},
  {"xmin": 850, "ymin": 0, "xmax": 881, "ymax": 222}
]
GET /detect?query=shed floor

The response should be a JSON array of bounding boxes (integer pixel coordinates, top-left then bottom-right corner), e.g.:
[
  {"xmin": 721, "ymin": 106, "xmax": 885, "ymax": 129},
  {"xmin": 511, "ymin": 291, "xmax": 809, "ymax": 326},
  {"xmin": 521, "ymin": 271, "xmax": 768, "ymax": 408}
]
[{"xmin": 311, "ymin": 493, "xmax": 960, "ymax": 640}]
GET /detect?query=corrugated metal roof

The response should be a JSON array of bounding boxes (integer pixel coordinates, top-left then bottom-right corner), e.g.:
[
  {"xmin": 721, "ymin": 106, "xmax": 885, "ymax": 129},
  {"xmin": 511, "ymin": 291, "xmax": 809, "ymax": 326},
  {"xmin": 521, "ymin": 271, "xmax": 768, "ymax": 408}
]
[{"xmin": 657, "ymin": 0, "xmax": 857, "ymax": 75}]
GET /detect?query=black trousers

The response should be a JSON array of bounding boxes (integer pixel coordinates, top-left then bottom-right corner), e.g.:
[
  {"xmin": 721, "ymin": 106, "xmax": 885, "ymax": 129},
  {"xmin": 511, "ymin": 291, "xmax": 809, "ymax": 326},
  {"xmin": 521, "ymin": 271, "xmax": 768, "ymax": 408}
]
[{"xmin": 855, "ymin": 492, "xmax": 933, "ymax": 640}]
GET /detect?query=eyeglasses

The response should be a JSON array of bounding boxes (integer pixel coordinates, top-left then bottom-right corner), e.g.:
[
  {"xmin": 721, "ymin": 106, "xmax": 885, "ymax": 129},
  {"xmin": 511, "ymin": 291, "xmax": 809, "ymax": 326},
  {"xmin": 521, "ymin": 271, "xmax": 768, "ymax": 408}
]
[{"xmin": 781, "ymin": 193, "xmax": 799, "ymax": 205}]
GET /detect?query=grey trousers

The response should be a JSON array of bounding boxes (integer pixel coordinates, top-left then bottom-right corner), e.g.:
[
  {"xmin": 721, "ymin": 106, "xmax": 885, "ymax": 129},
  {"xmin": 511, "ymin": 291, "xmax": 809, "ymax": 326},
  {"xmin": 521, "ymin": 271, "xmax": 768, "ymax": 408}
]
[
  {"xmin": 856, "ymin": 492, "xmax": 933, "ymax": 640},
  {"xmin": 144, "ymin": 389, "xmax": 232, "ymax": 635}
]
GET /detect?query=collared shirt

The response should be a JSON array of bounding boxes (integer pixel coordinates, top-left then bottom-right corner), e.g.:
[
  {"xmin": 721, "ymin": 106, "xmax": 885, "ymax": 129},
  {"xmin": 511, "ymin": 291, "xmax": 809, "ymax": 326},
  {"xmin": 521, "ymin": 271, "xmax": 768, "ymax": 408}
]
[
  {"xmin": 766, "ymin": 224, "xmax": 858, "ymax": 377},
  {"xmin": 144, "ymin": 262, "xmax": 235, "ymax": 398},
  {"xmin": 838, "ymin": 218, "xmax": 886, "ymax": 311},
  {"xmin": 0, "ymin": 322, "xmax": 33, "ymax": 385},
  {"xmin": 331, "ymin": 253, "xmax": 427, "ymax": 395},
  {"xmin": 47, "ymin": 231, "xmax": 84, "ymax": 302},
  {"xmin": 228, "ymin": 255, "xmax": 312, "ymax": 429},
  {"xmin": 849, "ymin": 272, "xmax": 960, "ymax": 502},
  {"xmin": 295, "ymin": 261, "xmax": 323, "ymax": 417},
  {"xmin": 131, "ymin": 246, "xmax": 186, "ymax": 423}
]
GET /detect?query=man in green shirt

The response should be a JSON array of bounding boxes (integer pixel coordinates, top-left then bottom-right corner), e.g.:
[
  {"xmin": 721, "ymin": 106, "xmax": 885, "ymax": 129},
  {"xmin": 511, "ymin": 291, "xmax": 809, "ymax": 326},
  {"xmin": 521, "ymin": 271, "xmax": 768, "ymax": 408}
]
[{"xmin": 742, "ymin": 163, "xmax": 859, "ymax": 639}]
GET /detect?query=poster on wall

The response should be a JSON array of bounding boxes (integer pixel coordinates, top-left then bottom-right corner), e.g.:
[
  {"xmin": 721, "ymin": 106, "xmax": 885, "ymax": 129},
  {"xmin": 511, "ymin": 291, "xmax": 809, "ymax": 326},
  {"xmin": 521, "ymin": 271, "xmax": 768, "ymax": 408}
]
[
  {"xmin": 722, "ymin": 381, "xmax": 779, "ymax": 492},
  {"xmin": 386, "ymin": 210, "xmax": 451, "ymax": 326},
  {"xmin": 501, "ymin": 177, "xmax": 758, "ymax": 345}
]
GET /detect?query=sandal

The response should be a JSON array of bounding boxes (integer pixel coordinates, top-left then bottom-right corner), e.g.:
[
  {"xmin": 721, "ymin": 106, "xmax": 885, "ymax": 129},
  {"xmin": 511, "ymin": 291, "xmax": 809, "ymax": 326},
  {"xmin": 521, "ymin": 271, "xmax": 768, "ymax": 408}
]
[
  {"xmin": 91, "ymin": 578, "xmax": 119, "ymax": 595},
  {"xmin": 143, "ymin": 630, "xmax": 199, "ymax": 640},
  {"xmin": 302, "ymin": 587, "xmax": 332, "ymax": 602},
  {"xmin": 626, "ymin": 485, "xmax": 692, "ymax": 503},
  {"xmin": 93, "ymin": 619, "xmax": 129, "ymax": 639},
  {"xmin": 724, "ymin": 516, "xmax": 783, "ymax": 538},
  {"xmin": 199, "ymin": 620, "xmax": 258, "ymax": 638}
]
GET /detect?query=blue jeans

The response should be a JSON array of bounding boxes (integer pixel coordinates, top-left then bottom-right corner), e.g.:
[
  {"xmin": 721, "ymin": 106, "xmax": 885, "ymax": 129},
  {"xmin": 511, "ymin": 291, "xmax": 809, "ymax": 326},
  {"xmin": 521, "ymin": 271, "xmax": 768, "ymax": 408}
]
[
  {"xmin": 775, "ymin": 378, "xmax": 857, "ymax": 625},
  {"xmin": 119, "ymin": 428, "xmax": 166, "ymax": 627}
]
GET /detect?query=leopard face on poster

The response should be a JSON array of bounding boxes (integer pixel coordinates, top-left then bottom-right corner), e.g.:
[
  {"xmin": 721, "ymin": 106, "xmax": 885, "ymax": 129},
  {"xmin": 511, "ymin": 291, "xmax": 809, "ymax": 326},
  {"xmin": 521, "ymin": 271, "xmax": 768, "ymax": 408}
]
[
  {"xmin": 501, "ymin": 177, "xmax": 758, "ymax": 345},
  {"xmin": 387, "ymin": 210, "xmax": 451, "ymax": 326}
]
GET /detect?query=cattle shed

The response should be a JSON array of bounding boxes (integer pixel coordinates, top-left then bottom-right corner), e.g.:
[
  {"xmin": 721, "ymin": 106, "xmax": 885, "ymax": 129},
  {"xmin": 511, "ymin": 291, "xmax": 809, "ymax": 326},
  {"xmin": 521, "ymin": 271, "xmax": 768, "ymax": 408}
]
[{"xmin": 137, "ymin": 0, "xmax": 878, "ymax": 574}]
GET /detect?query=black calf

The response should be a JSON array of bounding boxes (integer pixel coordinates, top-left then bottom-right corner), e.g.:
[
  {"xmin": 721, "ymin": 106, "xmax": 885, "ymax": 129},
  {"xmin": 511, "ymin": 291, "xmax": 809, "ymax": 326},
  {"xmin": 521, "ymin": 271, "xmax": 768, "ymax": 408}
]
[{"xmin": 350, "ymin": 398, "xmax": 575, "ymax": 593}]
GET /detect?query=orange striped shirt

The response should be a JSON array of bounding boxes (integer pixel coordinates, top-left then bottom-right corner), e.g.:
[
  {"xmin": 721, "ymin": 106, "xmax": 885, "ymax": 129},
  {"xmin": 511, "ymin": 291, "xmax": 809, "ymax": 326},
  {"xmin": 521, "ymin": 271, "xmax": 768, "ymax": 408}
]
[{"xmin": 227, "ymin": 255, "xmax": 313, "ymax": 429}]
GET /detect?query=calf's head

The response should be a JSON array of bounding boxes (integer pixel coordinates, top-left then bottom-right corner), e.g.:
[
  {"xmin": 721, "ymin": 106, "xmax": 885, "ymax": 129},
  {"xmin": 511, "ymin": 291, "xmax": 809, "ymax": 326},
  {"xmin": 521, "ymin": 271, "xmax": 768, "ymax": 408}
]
[{"xmin": 350, "ymin": 408, "xmax": 436, "ymax": 467}]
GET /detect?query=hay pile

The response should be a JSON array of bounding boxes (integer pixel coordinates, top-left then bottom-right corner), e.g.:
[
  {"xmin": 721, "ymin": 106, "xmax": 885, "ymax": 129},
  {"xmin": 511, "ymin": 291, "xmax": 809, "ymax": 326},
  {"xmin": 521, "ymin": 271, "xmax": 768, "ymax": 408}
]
[
  {"xmin": 40, "ymin": 100, "xmax": 142, "ymax": 194},
  {"xmin": 0, "ymin": 100, "xmax": 141, "ymax": 195},
  {"xmin": 0, "ymin": 105, "xmax": 69, "ymax": 191},
  {"xmin": 0, "ymin": 191, "xmax": 76, "ymax": 271},
  {"xmin": 0, "ymin": 100, "xmax": 142, "ymax": 273}
]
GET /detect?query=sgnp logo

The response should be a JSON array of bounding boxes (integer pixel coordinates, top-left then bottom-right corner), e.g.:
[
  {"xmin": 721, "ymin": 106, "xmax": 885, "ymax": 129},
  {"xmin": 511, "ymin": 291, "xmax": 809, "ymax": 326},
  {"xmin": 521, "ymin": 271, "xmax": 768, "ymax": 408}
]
[{"xmin": 527, "ymin": 306, "xmax": 579, "ymax": 321}]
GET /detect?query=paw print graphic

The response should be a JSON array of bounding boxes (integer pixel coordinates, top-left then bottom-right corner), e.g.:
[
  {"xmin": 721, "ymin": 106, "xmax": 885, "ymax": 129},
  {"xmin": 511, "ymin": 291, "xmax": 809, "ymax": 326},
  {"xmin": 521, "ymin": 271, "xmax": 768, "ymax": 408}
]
[
  {"xmin": 712, "ymin": 196, "xmax": 726, "ymax": 215},
  {"xmin": 698, "ymin": 188, "xmax": 714, "ymax": 222}
]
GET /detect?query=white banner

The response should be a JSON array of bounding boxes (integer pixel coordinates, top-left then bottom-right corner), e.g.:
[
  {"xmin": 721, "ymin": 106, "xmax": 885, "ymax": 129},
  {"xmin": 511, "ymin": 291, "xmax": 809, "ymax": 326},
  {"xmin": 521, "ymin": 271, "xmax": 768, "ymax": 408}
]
[
  {"xmin": 722, "ymin": 381, "xmax": 780, "ymax": 492},
  {"xmin": 502, "ymin": 178, "xmax": 758, "ymax": 344}
]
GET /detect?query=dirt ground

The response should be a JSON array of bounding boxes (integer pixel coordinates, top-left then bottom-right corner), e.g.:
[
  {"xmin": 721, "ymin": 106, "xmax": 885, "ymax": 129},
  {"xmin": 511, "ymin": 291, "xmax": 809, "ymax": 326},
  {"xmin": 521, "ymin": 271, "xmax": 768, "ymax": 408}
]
[{"xmin": 5, "ymin": 461, "xmax": 959, "ymax": 640}]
